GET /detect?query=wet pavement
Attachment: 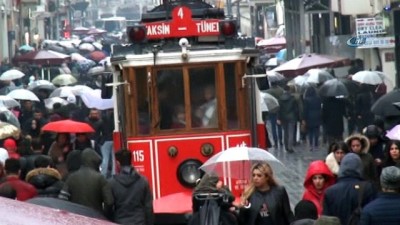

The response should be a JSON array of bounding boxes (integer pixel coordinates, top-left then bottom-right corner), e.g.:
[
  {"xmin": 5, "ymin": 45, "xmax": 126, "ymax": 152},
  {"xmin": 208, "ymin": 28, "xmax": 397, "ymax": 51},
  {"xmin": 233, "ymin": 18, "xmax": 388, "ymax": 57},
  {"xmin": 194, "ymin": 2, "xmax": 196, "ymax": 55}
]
[{"xmin": 268, "ymin": 142, "xmax": 328, "ymax": 208}]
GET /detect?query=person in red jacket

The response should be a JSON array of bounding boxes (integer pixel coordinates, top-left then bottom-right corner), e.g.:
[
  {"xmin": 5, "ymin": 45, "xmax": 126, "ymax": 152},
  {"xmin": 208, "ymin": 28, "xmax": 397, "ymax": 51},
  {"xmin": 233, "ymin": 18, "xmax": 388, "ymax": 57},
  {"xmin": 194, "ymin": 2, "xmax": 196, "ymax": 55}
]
[
  {"xmin": 302, "ymin": 160, "xmax": 335, "ymax": 216},
  {"xmin": 0, "ymin": 158, "xmax": 37, "ymax": 201}
]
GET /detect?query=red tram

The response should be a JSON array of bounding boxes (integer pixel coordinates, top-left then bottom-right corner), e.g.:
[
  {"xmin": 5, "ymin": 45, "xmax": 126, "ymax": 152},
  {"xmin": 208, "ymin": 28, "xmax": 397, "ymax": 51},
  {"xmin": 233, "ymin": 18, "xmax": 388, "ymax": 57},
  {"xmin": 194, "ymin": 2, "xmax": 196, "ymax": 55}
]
[{"xmin": 107, "ymin": 0, "xmax": 267, "ymax": 223}]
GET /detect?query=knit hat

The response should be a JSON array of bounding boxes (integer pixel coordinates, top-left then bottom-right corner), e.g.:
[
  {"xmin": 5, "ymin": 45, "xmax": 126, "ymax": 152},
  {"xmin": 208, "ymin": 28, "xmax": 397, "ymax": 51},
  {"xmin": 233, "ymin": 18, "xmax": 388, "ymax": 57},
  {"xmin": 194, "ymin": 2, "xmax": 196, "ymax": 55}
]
[
  {"xmin": 380, "ymin": 166, "xmax": 400, "ymax": 190},
  {"xmin": 363, "ymin": 125, "xmax": 380, "ymax": 139},
  {"xmin": 3, "ymin": 139, "xmax": 16, "ymax": 149},
  {"xmin": 314, "ymin": 216, "xmax": 341, "ymax": 225},
  {"xmin": 294, "ymin": 200, "xmax": 318, "ymax": 220},
  {"xmin": 338, "ymin": 153, "xmax": 363, "ymax": 178},
  {"xmin": 66, "ymin": 94, "xmax": 76, "ymax": 104}
]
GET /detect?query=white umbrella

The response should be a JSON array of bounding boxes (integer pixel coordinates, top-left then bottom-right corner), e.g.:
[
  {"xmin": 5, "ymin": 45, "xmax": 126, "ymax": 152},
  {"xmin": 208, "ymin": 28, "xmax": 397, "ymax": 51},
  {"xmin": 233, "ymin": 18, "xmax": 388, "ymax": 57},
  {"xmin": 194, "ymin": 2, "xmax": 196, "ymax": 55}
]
[
  {"xmin": 79, "ymin": 43, "xmax": 95, "ymax": 52},
  {"xmin": 80, "ymin": 89, "xmax": 113, "ymax": 110},
  {"xmin": 70, "ymin": 53, "xmax": 87, "ymax": 62},
  {"xmin": 259, "ymin": 91, "xmax": 279, "ymax": 113},
  {"xmin": 0, "ymin": 96, "xmax": 20, "ymax": 108},
  {"xmin": 352, "ymin": 71, "xmax": 383, "ymax": 85},
  {"xmin": 265, "ymin": 57, "xmax": 279, "ymax": 67},
  {"xmin": 305, "ymin": 69, "xmax": 334, "ymax": 84},
  {"xmin": 7, "ymin": 89, "xmax": 39, "ymax": 101},
  {"xmin": 266, "ymin": 71, "xmax": 285, "ymax": 83},
  {"xmin": 0, "ymin": 69, "xmax": 25, "ymax": 81},
  {"xmin": 49, "ymin": 86, "xmax": 74, "ymax": 98},
  {"xmin": 44, "ymin": 97, "xmax": 68, "ymax": 110},
  {"xmin": 0, "ymin": 107, "xmax": 21, "ymax": 128},
  {"xmin": 199, "ymin": 146, "xmax": 283, "ymax": 180},
  {"xmin": 27, "ymin": 80, "xmax": 56, "ymax": 91},
  {"xmin": 52, "ymin": 74, "xmax": 78, "ymax": 86},
  {"xmin": 88, "ymin": 66, "xmax": 105, "ymax": 76},
  {"xmin": 92, "ymin": 42, "xmax": 103, "ymax": 50},
  {"xmin": 71, "ymin": 85, "xmax": 93, "ymax": 96},
  {"xmin": 0, "ymin": 122, "xmax": 20, "ymax": 139}
]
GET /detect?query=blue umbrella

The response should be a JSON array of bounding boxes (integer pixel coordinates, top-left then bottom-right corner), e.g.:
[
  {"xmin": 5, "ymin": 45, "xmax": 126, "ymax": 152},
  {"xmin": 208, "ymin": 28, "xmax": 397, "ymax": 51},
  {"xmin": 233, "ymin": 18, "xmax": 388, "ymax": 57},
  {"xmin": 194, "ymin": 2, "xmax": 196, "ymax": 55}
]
[{"xmin": 276, "ymin": 48, "xmax": 287, "ymax": 62}]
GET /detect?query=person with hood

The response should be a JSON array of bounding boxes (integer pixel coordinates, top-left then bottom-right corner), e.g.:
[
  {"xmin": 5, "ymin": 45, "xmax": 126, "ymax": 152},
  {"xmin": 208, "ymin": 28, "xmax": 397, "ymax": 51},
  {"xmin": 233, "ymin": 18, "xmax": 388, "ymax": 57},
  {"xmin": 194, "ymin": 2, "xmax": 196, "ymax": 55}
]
[
  {"xmin": 325, "ymin": 141, "xmax": 350, "ymax": 177},
  {"xmin": 302, "ymin": 160, "xmax": 335, "ymax": 215},
  {"xmin": 290, "ymin": 200, "xmax": 318, "ymax": 225},
  {"xmin": 277, "ymin": 85, "xmax": 299, "ymax": 153},
  {"xmin": 323, "ymin": 153, "xmax": 377, "ymax": 224},
  {"xmin": 302, "ymin": 87, "xmax": 322, "ymax": 151},
  {"xmin": 59, "ymin": 148, "xmax": 114, "ymax": 216},
  {"xmin": 108, "ymin": 149, "xmax": 153, "ymax": 225},
  {"xmin": 25, "ymin": 155, "xmax": 63, "ymax": 197},
  {"xmin": 238, "ymin": 162, "xmax": 294, "ymax": 225},
  {"xmin": 345, "ymin": 134, "xmax": 377, "ymax": 184},
  {"xmin": 360, "ymin": 166, "xmax": 400, "ymax": 225}
]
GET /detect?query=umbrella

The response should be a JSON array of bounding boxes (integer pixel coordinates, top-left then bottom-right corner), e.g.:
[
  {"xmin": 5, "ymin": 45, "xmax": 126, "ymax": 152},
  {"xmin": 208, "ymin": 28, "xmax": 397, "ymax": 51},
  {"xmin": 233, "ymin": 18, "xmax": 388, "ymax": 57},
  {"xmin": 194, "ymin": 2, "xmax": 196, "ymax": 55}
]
[
  {"xmin": 259, "ymin": 91, "xmax": 279, "ymax": 113},
  {"xmin": 272, "ymin": 53, "xmax": 349, "ymax": 78},
  {"xmin": 14, "ymin": 49, "xmax": 71, "ymax": 65},
  {"xmin": 352, "ymin": 71, "xmax": 383, "ymax": 85},
  {"xmin": 199, "ymin": 146, "xmax": 283, "ymax": 180},
  {"xmin": 371, "ymin": 89, "xmax": 400, "ymax": 117},
  {"xmin": 266, "ymin": 71, "xmax": 285, "ymax": 83},
  {"xmin": 44, "ymin": 97, "xmax": 69, "ymax": 109},
  {"xmin": 81, "ymin": 89, "xmax": 113, "ymax": 110},
  {"xmin": 305, "ymin": 69, "xmax": 334, "ymax": 84},
  {"xmin": 265, "ymin": 58, "xmax": 278, "ymax": 67},
  {"xmin": 82, "ymin": 36, "xmax": 96, "ymax": 43},
  {"xmin": 88, "ymin": 51, "xmax": 107, "ymax": 62},
  {"xmin": 0, "ymin": 122, "xmax": 20, "ymax": 139},
  {"xmin": 71, "ymin": 85, "xmax": 94, "ymax": 96},
  {"xmin": 42, "ymin": 119, "xmax": 95, "ymax": 133},
  {"xmin": 72, "ymin": 26, "xmax": 89, "ymax": 34},
  {"xmin": 88, "ymin": 66, "xmax": 105, "ymax": 76},
  {"xmin": 49, "ymin": 86, "xmax": 74, "ymax": 98},
  {"xmin": 87, "ymin": 28, "xmax": 107, "ymax": 35},
  {"xmin": 0, "ymin": 197, "xmax": 115, "ymax": 225},
  {"xmin": 79, "ymin": 43, "xmax": 95, "ymax": 52},
  {"xmin": 70, "ymin": 53, "xmax": 87, "ymax": 62},
  {"xmin": 288, "ymin": 75, "xmax": 310, "ymax": 92},
  {"xmin": 341, "ymin": 78, "xmax": 361, "ymax": 96},
  {"xmin": 276, "ymin": 48, "xmax": 287, "ymax": 61},
  {"xmin": 27, "ymin": 197, "xmax": 108, "ymax": 220},
  {"xmin": 319, "ymin": 78, "xmax": 349, "ymax": 97},
  {"xmin": 153, "ymin": 192, "xmax": 193, "ymax": 214},
  {"xmin": 0, "ymin": 95, "xmax": 21, "ymax": 108},
  {"xmin": 92, "ymin": 42, "xmax": 103, "ymax": 50},
  {"xmin": 28, "ymin": 80, "xmax": 56, "ymax": 92},
  {"xmin": 52, "ymin": 74, "xmax": 78, "ymax": 86},
  {"xmin": 0, "ymin": 107, "xmax": 20, "ymax": 128},
  {"xmin": 7, "ymin": 89, "xmax": 40, "ymax": 101},
  {"xmin": 19, "ymin": 45, "xmax": 35, "ymax": 52},
  {"xmin": 386, "ymin": 124, "xmax": 400, "ymax": 140},
  {"xmin": 0, "ymin": 69, "xmax": 25, "ymax": 81},
  {"xmin": 257, "ymin": 37, "xmax": 286, "ymax": 47}
]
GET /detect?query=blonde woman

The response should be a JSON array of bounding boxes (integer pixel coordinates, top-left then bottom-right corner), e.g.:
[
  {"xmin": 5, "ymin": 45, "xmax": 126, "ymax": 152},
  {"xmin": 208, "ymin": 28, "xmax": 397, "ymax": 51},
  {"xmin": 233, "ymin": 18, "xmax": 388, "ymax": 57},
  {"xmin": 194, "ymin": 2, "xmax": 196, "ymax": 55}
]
[{"xmin": 238, "ymin": 162, "xmax": 294, "ymax": 225}]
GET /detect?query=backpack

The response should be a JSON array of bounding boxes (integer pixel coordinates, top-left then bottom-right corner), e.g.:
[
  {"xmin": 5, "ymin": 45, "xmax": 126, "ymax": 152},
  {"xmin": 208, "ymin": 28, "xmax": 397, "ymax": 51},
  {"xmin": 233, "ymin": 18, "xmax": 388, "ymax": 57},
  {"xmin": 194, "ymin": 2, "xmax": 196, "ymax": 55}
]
[{"xmin": 347, "ymin": 182, "xmax": 366, "ymax": 225}]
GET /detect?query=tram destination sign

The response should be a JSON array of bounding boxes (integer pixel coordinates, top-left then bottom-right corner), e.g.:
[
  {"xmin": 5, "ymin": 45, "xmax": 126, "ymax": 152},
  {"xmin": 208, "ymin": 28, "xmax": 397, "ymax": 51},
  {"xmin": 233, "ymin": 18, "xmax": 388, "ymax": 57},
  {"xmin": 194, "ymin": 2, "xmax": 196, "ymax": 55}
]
[{"xmin": 144, "ymin": 6, "xmax": 220, "ymax": 39}]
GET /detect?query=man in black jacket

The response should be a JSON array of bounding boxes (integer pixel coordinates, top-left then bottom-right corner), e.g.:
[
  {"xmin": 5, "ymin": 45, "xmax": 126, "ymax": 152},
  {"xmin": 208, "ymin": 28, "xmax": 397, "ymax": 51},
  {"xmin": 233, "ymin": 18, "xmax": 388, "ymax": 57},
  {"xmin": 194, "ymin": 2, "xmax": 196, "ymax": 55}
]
[{"xmin": 109, "ymin": 150, "xmax": 154, "ymax": 225}]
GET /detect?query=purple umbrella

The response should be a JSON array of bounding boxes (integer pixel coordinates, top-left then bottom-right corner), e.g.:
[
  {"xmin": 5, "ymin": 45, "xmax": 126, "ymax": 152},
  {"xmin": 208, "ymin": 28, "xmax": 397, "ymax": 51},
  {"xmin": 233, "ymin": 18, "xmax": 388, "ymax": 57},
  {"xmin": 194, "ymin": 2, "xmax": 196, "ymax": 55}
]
[{"xmin": 386, "ymin": 125, "xmax": 400, "ymax": 140}]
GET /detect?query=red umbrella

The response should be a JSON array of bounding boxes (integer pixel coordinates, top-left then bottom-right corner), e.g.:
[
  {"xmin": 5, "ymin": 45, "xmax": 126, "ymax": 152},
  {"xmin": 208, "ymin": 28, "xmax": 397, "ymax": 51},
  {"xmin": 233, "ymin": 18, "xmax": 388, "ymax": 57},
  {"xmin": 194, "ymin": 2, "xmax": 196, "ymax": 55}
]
[
  {"xmin": 153, "ymin": 191, "xmax": 192, "ymax": 214},
  {"xmin": 0, "ymin": 197, "xmax": 116, "ymax": 225},
  {"xmin": 42, "ymin": 119, "xmax": 95, "ymax": 133},
  {"xmin": 89, "ymin": 51, "xmax": 107, "ymax": 62},
  {"xmin": 272, "ymin": 53, "xmax": 350, "ymax": 78},
  {"xmin": 14, "ymin": 50, "xmax": 71, "ymax": 65}
]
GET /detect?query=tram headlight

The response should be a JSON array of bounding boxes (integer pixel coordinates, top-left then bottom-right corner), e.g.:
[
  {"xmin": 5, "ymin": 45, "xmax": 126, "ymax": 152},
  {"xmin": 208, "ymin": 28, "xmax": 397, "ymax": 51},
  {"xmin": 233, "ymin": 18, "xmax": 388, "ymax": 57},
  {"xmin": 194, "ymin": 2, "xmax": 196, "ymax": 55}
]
[
  {"xmin": 177, "ymin": 159, "xmax": 203, "ymax": 188},
  {"xmin": 127, "ymin": 25, "xmax": 147, "ymax": 43}
]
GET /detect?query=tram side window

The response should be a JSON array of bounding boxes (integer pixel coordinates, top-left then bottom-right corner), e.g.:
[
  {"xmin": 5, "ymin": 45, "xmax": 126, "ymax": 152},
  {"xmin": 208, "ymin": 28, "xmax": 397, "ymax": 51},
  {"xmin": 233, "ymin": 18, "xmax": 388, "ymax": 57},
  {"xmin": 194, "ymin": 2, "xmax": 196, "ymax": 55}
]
[
  {"xmin": 157, "ymin": 69, "xmax": 185, "ymax": 130},
  {"xmin": 135, "ymin": 68, "xmax": 151, "ymax": 135},
  {"xmin": 189, "ymin": 67, "xmax": 217, "ymax": 128},
  {"xmin": 224, "ymin": 63, "xmax": 239, "ymax": 129}
]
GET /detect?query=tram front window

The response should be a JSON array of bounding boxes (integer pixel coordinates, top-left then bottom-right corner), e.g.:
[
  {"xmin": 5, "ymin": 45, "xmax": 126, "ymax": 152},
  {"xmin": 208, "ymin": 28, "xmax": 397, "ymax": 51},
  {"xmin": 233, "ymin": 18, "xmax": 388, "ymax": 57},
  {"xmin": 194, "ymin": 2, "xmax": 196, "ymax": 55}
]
[
  {"xmin": 157, "ymin": 69, "xmax": 184, "ymax": 130},
  {"xmin": 189, "ymin": 67, "xmax": 217, "ymax": 128}
]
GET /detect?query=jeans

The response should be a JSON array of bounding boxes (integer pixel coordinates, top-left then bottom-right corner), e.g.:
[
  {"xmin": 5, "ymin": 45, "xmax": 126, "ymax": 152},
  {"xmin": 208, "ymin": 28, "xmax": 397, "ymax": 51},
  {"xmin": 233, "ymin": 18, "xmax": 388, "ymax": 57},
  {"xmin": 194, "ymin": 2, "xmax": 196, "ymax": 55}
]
[
  {"xmin": 100, "ymin": 141, "xmax": 116, "ymax": 177},
  {"xmin": 308, "ymin": 126, "xmax": 320, "ymax": 148},
  {"xmin": 281, "ymin": 121, "xmax": 296, "ymax": 151},
  {"xmin": 268, "ymin": 113, "xmax": 282, "ymax": 146}
]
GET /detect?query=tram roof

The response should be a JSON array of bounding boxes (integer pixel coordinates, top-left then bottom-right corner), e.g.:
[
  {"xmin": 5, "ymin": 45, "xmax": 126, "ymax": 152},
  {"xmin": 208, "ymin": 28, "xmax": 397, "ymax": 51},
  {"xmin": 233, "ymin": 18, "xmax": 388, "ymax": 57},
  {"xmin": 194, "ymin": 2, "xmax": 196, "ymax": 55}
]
[{"xmin": 110, "ymin": 48, "xmax": 256, "ymax": 67}]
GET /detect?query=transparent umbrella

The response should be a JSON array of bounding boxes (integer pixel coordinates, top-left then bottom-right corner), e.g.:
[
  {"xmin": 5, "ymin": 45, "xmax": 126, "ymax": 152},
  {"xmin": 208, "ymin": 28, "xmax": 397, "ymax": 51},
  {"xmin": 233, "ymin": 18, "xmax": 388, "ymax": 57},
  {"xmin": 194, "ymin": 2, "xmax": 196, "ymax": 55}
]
[
  {"xmin": 52, "ymin": 74, "xmax": 78, "ymax": 86},
  {"xmin": 0, "ymin": 107, "xmax": 20, "ymax": 128},
  {"xmin": 199, "ymin": 146, "xmax": 284, "ymax": 180},
  {"xmin": 0, "ymin": 96, "xmax": 21, "ymax": 109},
  {"xmin": 0, "ymin": 69, "xmax": 25, "ymax": 81}
]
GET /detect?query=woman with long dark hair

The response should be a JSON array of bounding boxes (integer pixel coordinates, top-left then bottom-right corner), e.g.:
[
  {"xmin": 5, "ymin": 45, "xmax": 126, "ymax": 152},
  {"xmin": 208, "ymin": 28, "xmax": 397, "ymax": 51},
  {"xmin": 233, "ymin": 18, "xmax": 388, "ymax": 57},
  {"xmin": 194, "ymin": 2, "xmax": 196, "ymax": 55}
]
[{"xmin": 382, "ymin": 140, "xmax": 400, "ymax": 168}]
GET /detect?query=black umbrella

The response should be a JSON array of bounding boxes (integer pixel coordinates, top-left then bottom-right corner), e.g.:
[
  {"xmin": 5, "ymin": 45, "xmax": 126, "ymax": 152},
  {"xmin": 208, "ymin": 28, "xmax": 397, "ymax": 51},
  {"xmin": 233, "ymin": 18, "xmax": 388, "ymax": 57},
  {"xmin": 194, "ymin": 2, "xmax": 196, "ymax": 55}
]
[
  {"xmin": 341, "ymin": 78, "xmax": 361, "ymax": 97},
  {"xmin": 319, "ymin": 78, "xmax": 349, "ymax": 97},
  {"xmin": 371, "ymin": 89, "xmax": 400, "ymax": 117},
  {"xmin": 27, "ymin": 197, "xmax": 109, "ymax": 220}
]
